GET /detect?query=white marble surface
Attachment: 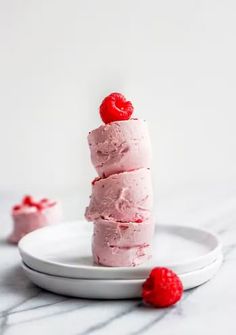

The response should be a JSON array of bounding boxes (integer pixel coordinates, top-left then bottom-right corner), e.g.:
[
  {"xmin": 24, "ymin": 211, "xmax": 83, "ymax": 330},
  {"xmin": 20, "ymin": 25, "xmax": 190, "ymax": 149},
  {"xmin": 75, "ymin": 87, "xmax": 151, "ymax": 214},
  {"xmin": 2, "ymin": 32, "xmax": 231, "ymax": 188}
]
[{"xmin": 0, "ymin": 184, "xmax": 236, "ymax": 335}]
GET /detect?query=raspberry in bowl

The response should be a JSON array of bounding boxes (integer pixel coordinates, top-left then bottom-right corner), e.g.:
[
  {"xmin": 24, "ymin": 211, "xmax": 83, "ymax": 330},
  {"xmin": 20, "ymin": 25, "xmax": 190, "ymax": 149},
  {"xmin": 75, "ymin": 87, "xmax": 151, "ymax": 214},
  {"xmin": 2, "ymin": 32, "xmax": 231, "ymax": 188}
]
[{"xmin": 8, "ymin": 195, "xmax": 62, "ymax": 244}]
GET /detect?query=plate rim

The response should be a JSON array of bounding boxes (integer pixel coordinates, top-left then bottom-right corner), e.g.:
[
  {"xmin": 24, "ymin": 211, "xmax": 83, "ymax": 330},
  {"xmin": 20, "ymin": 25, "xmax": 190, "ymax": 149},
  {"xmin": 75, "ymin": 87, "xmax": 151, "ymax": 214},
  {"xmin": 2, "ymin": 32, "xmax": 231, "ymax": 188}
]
[
  {"xmin": 21, "ymin": 254, "xmax": 224, "ymax": 292},
  {"xmin": 22, "ymin": 254, "xmax": 223, "ymax": 283}
]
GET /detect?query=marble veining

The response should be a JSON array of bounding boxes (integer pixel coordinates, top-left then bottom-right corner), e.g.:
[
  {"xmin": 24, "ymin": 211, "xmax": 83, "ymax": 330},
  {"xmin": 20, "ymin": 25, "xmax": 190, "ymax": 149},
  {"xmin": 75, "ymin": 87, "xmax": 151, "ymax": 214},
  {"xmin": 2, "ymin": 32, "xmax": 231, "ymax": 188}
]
[{"xmin": 0, "ymin": 186, "xmax": 235, "ymax": 335}]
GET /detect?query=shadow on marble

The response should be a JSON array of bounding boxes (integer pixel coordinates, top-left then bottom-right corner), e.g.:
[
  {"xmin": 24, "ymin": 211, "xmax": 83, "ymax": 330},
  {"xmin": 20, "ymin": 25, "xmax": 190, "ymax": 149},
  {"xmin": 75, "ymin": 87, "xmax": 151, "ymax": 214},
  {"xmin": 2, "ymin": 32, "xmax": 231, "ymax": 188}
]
[
  {"xmin": 0, "ymin": 238, "xmax": 11, "ymax": 247},
  {"xmin": 1, "ymin": 264, "xmax": 35, "ymax": 291}
]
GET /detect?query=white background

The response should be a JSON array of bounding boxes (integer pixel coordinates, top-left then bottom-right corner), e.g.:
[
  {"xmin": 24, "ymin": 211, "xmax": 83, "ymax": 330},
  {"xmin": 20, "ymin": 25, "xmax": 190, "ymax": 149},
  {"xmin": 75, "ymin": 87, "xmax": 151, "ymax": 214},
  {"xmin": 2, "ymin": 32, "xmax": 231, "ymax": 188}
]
[{"xmin": 0, "ymin": 0, "xmax": 236, "ymax": 216}]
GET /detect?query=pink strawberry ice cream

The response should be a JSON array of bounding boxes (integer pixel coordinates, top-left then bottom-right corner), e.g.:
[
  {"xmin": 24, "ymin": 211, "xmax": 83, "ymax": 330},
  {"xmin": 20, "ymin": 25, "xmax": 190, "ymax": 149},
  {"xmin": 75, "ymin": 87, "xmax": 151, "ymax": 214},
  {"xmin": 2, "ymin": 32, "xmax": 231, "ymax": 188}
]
[
  {"xmin": 88, "ymin": 119, "xmax": 151, "ymax": 178},
  {"xmin": 8, "ymin": 196, "xmax": 62, "ymax": 244},
  {"xmin": 93, "ymin": 243, "xmax": 152, "ymax": 267},
  {"xmin": 92, "ymin": 218, "xmax": 154, "ymax": 248},
  {"xmin": 85, "ymin": 168, "xmax": 153, "ymax": 223},
  {"xmin": 92, "ymin": 218, "xmax": 154, "ymax": 266},
  {"xmin": 85, "ymin": 93, "xmax": 154, "ymax": 267}
]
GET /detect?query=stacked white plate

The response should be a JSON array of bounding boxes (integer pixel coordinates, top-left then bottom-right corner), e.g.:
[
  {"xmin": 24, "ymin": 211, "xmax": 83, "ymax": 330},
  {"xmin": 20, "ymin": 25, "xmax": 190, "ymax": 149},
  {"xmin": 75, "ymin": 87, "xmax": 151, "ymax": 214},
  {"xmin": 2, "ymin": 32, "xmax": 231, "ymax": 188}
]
[{"xmin": 18, "ymin": 221, "xmax": 222, "ymax": 299}]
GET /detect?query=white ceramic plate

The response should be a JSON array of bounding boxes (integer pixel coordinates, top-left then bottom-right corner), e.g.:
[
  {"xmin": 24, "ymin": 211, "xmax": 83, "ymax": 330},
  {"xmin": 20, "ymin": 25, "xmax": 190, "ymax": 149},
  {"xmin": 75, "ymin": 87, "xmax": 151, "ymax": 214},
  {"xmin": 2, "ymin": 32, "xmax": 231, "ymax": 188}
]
[
  {"xmin": 19, "ymin": 221, "xmax": 222, "ymax": 280},
  {"xmin": 22, "ymin": 255, "xmax": 223, "ymax": 299}
]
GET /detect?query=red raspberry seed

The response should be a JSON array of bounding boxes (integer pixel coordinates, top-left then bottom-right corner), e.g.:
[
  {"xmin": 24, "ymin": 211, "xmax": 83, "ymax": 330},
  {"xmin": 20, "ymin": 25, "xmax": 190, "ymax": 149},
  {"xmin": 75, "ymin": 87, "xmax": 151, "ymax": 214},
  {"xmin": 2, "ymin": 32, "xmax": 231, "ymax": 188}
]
[
  {"xmin": 142, "ymin": 267, "xmax": 183, "ymax": 308},
  {"xmin": 99, "ymin": 93, "xmax": 134, "ymax": 124}
]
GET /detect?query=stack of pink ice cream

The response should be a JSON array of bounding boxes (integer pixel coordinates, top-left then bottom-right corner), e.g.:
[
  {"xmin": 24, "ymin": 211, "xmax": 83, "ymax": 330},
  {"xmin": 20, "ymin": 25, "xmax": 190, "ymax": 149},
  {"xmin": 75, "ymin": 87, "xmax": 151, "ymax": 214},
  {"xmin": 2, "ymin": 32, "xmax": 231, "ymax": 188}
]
[{"xmin": 85, "ymin": 94, "xmax": 154, "ymax": 267}]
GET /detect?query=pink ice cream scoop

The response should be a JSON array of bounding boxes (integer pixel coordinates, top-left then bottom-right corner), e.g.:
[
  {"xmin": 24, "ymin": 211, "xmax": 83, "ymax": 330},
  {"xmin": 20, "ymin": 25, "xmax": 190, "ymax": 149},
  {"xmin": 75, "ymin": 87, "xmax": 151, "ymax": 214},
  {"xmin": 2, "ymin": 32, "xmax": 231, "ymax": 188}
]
[
  {"xmin": 92, "ymin": 218, "xmax": 154, "ymax": 248},
  {"xmin": 8, "ymin": 196, "xmax": 62, "ymax": 244},
  {"xmin": 85, "ymin": 168, "xmax": 153, "ymax": 223},
  {"xmin": 92, "ymin": 218, "xmax": 154, "ymax": 266},
  {"xmin": 88, "ymin": 119, "xmax": 152, "ymax": 177},
  {"xmin": 93, "ymin": 242, "xmax": 152, "ymax": 267}
]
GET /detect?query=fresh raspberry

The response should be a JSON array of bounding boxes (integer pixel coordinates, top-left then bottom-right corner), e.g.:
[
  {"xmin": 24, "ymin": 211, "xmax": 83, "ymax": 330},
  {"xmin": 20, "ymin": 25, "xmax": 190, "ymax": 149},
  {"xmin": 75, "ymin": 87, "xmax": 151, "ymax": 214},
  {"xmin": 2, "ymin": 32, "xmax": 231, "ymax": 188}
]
[
  {"xmin": 20, "ymin": 195, "xmax": 53, "ymax": 211},
  {"xmin": 22, "ymin": 195, "xmax": 45, "ymax": 210},
  {"xmin": 22, "ymin": 195, "xmax": 34, "ymax": 206},
  {"xmin": 99, "ymin": 93, "xmax": 134, "ymax": 124},
  {"xmin": 142, "ymin": 267, "xmax": 183, "ymax": 308}
]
